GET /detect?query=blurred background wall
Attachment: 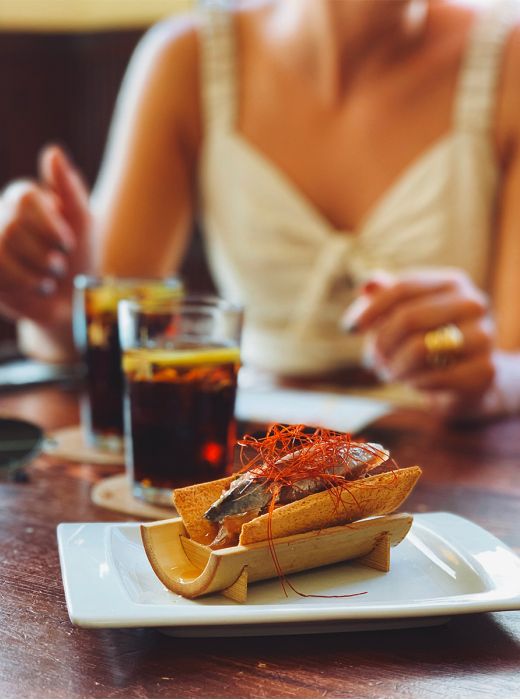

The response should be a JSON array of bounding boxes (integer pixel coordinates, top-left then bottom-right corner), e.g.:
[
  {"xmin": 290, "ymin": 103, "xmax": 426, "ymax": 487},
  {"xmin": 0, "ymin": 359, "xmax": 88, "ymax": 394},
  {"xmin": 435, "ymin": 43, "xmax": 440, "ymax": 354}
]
[{"xmin": 0, "ymin": 0, "xmax": 214, "ymax": 350}]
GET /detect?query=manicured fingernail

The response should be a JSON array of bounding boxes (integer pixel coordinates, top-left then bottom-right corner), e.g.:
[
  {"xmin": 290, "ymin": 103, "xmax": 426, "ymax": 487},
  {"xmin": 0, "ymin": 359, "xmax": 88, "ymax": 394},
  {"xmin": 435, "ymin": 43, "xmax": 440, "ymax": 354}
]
[
  {"xmin": 361, "ymin": 280, "xmax": 381, "ymax": 295},
  {"xmin": 340, "ymin": 309, "xmax": 360, "ymax": 333},
  {"xmin": 48, "ymin": 254, "xmax": 67, "ymax": 278},
  {"xmin": 341, "ymin": 311, "xmax": 365, "ymax": 334},
  {"xmin": 342, "ymin": 319, "xmax": 359, "ymax": 333},
  {"xmin": 38, "ymin": 278, "xmax": 57, "ymax": 295},
  {"xmin": 341, "ymin": 296, "xmax": 372, "ymax": 334}
]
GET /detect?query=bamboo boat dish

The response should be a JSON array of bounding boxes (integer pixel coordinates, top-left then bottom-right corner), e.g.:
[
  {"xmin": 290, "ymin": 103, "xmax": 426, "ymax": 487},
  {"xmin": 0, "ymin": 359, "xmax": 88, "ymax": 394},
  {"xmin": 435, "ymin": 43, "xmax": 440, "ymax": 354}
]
[
  {"xmin": 141, "ymin": 510, "xmax": 415, "ymax": 603},
  {"xmin": 140, "ymin": 426, "xmax": 421, "ymax": 603}
]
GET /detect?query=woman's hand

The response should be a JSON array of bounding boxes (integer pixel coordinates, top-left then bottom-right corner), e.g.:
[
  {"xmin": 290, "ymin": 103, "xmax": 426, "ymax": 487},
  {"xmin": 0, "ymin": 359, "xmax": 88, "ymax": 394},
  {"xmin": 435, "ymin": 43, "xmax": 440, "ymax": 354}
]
[
  {"xmin": 0, "ymin": 145, "xmax": 90, "ymax": 325},
  {"xmin": 341, "ymin": 269, "xmax": 497, "ymax": 416}
]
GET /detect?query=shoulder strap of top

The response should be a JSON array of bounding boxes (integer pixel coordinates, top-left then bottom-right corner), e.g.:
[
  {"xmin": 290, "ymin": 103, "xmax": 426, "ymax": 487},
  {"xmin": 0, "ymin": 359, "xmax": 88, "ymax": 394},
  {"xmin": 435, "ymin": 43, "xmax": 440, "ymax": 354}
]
[
  {"xmin": 454, "ymin": 0, "xmax": 520, "ymax": 132},
  {"xmin": 198, "ymin": 0, "xmax": 237, "ymax": 131}
]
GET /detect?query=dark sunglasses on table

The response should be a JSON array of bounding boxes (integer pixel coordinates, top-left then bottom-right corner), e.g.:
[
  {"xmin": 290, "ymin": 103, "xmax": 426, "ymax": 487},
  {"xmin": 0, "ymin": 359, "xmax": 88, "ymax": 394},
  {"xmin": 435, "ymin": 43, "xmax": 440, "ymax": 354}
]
[{"xmin": 0, "ymin": 417, "xmax": 45, "ymax": 482}]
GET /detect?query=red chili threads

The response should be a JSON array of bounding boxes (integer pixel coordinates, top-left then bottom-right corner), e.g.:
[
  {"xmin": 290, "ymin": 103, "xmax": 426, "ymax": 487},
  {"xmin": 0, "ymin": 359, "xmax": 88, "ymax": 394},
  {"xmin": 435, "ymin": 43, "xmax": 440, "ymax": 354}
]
[{"xmin": 236, "ymin": 425, "xmax": 396, "ymax": 599}]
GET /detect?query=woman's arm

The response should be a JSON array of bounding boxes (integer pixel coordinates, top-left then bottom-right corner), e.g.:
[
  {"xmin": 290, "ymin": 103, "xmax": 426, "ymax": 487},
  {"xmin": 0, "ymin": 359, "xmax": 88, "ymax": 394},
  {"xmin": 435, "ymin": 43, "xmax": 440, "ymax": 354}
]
[
  {"xmin": 490, "ymin": 25, "xmax": 520, "ymax": 351},
  {"xmin": 91, "ymin": 14, "xmax": 201, "ymax": 276},
  {"xmin": 475, "ymin": 25, "xmax": 520, "ymax": 415}
]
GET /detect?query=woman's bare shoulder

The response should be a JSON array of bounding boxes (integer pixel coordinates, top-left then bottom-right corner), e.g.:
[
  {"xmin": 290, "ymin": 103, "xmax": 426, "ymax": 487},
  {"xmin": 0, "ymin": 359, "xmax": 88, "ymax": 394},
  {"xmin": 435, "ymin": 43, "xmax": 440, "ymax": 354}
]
[
  {"xmin": 439, "ymin": 1, "xmax": 520, "ymax": 164},
  {"xmin": 125, "ymin": 12, "xmax": 202, "ymax": 150},
  {"xmin": 125, "ymin": 3, "xmax": 271, "ymax": 150},
  {"xmin": 136, "ymin": 12, "xmax": 200, "ymax": 76},
  {"xmin": 135, "ymin": 1, "xmax": 271, "ymax": 93}
]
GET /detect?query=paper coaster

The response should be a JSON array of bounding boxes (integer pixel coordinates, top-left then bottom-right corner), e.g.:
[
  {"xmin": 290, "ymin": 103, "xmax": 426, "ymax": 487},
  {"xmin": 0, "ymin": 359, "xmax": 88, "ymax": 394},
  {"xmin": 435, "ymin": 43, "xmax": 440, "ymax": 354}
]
[
  {"xmin": 91, "ymin": 473, "xmax": 176, "ymax": 520},
  {"xmin": 43, "ymin": 425, "xmax": 124, "ymax": 465}
]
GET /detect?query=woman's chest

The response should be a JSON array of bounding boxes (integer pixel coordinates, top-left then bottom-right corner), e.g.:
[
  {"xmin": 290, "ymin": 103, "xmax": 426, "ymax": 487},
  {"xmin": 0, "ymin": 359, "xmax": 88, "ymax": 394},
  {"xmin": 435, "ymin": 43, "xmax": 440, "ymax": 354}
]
[{"xmin": 236, "ymin": 38, "xmax": 465, "ymax": 232}]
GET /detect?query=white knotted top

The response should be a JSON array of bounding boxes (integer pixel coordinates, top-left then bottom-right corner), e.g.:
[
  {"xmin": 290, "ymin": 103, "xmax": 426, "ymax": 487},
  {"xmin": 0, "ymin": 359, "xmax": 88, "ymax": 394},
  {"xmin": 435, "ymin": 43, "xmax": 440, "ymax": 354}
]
[{"xmin": 198, "ymin": 0, "xmax": 519, "ymax": 375}]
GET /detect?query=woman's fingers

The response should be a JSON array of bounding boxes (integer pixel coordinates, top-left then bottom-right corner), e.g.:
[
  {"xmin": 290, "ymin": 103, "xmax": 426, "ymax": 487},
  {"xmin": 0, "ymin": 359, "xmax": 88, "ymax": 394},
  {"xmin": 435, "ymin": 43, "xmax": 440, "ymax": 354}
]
[
  {"xmin": 343, "ymin": 272, "xmax": 453, "ymax": 331},
  {"xmin": 39, "ymin": 145, "xmax": 90, "ymax": 235},
  {"xmin": 344, "ymin": 269, "xmax": 497, "ymax": 406},
  {"xmin": 4, "ymin": 223, "xmax": 69, "ymax": 278},
  {"xmin": 0, "ymin": 180, "xmax": 77, "ymax": 298},
  {"xmin": 0, "ymin": 250, "xmax": 56, "ymax": 293},
  {"xmin": 2, "ymin": 180, "xmax": 76, "ymax": 253},
  {"xmin": 342, "ymin": 269, "xmax": 464, "ymax": 332},
  {"xmin": 372, "ymin": 288, "xmax": 489, "ymax": 360},
  {"xmin": 383, "ymin": 316, "xmax": 494, "ymax": 381},
  {"xmin": 0, "ymin": 149, "xmax": 89, "ymax": 323},
  {"xmin": 410, "ymin": 351, "xmax": 496, "ymax": 396}
]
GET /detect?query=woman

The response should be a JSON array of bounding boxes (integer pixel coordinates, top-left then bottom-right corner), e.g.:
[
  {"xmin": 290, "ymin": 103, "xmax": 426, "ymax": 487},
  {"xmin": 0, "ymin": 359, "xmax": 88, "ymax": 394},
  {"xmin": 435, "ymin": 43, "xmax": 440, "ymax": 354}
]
[{"xmin": 0, "ymin": 0, "xmax": 519, "ymax": 418}]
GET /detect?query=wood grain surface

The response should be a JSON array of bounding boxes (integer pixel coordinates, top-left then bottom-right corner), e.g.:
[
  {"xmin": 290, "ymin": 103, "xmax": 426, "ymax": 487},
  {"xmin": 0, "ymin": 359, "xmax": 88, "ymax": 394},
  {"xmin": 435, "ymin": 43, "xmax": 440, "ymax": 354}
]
[{"xmin": 1, "ymin": 385, "xmax": 519, "ymax": 699}]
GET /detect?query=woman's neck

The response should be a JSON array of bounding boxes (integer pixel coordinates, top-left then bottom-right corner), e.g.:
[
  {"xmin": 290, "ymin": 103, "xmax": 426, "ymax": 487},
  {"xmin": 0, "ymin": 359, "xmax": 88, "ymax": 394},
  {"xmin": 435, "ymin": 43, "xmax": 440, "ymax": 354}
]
[{"xmin": 268, "ymin": 0, "xmax": 430, "ymax": 102}]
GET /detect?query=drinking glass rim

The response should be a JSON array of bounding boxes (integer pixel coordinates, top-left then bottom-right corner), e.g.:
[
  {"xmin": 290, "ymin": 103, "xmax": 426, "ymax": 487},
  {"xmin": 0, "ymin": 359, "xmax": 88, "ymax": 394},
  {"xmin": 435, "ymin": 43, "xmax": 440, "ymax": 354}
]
[
  {"xmin": 73, "ymin": 274, "xmax": 183, "ymax": 290},
  {"xmin": 118, "ymin": 294, "xmax": 243, "ymax": 315}
]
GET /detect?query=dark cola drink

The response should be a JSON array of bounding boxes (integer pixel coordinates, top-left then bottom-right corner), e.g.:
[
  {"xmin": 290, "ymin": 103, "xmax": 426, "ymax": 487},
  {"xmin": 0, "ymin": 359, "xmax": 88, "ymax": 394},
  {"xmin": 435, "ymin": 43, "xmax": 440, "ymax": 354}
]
[
  {"xmin": 74, "ymin": 276, "xmax": 183, "ymax": 452},
  {"xmin": 123, "ymin": 344, "xmax": 240, "ymax": 504},
  {"xmin": 83, "ymin": 307, "xmax": 124, "ymax": 448}
]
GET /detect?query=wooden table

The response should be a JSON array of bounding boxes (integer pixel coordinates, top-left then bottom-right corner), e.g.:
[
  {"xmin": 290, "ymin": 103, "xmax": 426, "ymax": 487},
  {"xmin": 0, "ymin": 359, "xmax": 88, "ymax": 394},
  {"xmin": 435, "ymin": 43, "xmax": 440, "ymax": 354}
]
[{"xmin": 1, "ymin": 384, "xmax": 520, "ymax": 699}]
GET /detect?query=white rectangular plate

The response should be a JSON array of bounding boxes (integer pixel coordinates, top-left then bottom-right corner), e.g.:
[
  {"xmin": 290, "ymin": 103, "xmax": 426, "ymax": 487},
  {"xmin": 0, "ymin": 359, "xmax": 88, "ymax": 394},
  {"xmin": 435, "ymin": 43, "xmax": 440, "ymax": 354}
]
[{"xmin": 57, "ymin": 513, "xmax": 520, "ymax": 636}]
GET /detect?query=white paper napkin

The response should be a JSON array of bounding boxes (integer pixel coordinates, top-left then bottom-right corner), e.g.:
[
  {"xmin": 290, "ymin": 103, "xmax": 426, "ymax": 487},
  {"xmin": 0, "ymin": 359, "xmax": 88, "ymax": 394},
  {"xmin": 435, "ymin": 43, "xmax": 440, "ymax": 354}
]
[{"xmin": 235, "ymin": 386, "xmax": 391, "ymax": 434}]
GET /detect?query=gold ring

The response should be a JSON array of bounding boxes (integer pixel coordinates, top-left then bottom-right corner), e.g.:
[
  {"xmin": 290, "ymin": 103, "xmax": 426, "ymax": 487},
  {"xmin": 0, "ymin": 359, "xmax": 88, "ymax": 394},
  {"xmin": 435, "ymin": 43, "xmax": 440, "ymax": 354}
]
[{"xmin": 424, "ymin": 324, "xmax": 464, "ymax": 368}]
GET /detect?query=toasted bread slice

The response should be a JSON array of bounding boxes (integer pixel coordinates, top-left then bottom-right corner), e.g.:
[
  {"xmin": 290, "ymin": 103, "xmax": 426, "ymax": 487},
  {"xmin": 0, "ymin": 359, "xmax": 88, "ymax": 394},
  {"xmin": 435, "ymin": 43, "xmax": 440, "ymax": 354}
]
[
  {"xmin": 173, "ymin": 466, "xmax": 421, "ymax": 547},
  {"xmin": 173, "ymin": 474, "xmax": 235, "ymax": 544},
  {"xmin": 239, "ymin": 466, "xmax": 422, "ymax": 545}
]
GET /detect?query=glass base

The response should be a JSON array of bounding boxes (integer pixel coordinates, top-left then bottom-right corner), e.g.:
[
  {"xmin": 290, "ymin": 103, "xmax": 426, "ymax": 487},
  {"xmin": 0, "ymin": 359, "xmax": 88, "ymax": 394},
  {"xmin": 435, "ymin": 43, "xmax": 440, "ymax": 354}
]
[{"xmin": 132, "ymin": 482, "xmax": 174, "ymax": 507}]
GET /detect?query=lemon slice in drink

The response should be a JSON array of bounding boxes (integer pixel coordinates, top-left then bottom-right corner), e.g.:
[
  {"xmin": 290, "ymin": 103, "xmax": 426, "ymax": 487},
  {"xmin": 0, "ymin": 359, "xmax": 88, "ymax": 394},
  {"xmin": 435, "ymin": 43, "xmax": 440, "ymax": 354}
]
[
  {"xmin": 123, "ymin": 346, "xmax": 240, "ymax": 375},
  {"xmin": 87, "ymin": 280, "xmax": 183, "ymax": 314},
  {"xmin": 87, "ymin": 286, "xmax": 122, "ymax": 314},
  {"xmin": 135, "ymin": 285, "xmax": 183, "ymax": 305}
]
